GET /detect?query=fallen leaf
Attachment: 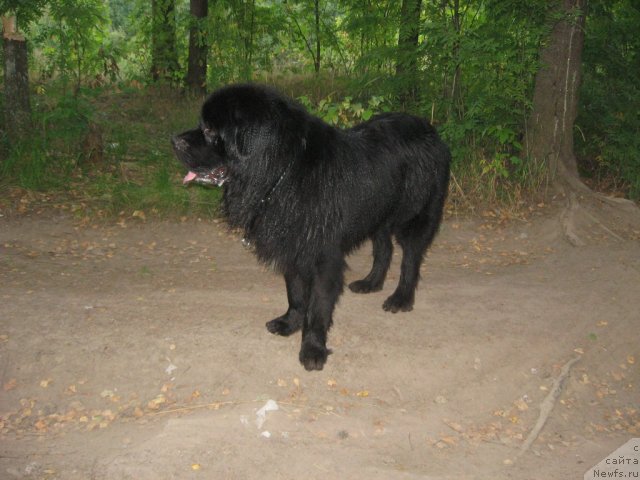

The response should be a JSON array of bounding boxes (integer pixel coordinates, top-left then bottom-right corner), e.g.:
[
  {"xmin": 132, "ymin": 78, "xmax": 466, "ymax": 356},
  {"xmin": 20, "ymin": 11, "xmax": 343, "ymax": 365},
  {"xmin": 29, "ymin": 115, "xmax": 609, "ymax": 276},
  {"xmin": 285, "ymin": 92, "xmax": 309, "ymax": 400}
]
[
  {"xmin": 102, "ymin": 409, "xmax": 115, "ymax": 420},
  {"xmin": 3, "ymin": 379, "xmax": 17, "ymax": 391},
  {"xmin": 628, "ymin": 355, "xmax": 635, "ymax": 365},
  {"xmin": 444, "ymin": 419, "xmax": 464, "ymax": 433},
  {"xmin": 440, "ymin": 436, "xmax": 458, "ymax": 446},
  {"xmin": 147, "ymin": 394, "xmax": 166, "ymax": 410},
  {"xmin": 100, "ymin": 389, "xmax": 115, "ymax": 398},
  {"xmin": 356, "ymin": 390, "xmax": 369, "ymax": 398},
  {"xmin": 34, "ymin": 419, "xmax": 48, "ymax": 431},
  {"xmin": 611, "ymin": 371, "xmax": 625, "ymax": 382},
  {"xmin": 132, "ymin": 210, "xmax": 146, "ymax": 221}
]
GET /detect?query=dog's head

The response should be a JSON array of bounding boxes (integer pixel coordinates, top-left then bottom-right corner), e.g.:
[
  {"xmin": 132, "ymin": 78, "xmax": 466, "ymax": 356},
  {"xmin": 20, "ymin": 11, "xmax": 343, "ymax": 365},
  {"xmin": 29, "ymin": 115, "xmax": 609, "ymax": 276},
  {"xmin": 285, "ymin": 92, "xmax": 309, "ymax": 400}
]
[
  {"xmin": 171, "ymin": 114, "xmax": 230, "ymax": 187},
  {"xmin": 172, "ymin": 84, "xmax": 308, "ymax": 188}
]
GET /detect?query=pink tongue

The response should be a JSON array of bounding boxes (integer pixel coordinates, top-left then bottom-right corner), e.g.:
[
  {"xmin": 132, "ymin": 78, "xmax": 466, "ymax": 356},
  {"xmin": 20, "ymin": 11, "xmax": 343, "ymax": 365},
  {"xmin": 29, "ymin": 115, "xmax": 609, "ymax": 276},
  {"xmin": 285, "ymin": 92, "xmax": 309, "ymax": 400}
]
[{"xmin": 183, "ymin": 171, "xmax": 197, "ymax": 184}]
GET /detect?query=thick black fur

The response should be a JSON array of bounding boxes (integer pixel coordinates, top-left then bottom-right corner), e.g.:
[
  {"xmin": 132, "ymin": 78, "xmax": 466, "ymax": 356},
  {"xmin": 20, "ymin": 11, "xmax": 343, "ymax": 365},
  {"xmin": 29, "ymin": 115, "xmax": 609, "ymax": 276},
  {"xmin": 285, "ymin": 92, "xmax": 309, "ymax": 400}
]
[{"xmin": 172, "ymin": 84, "xmax": 451, "ymax": 371}]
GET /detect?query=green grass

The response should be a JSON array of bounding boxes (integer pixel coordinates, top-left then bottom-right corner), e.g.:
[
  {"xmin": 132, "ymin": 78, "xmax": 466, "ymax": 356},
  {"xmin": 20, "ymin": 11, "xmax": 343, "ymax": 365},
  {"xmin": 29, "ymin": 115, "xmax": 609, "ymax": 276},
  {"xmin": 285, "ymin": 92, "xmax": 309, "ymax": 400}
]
[
  {"xmin": 1, "ymin": 85, "xmax": 223, "ymax": 219},
  {"xmin": 0, "ymin": 82, "xmax": 565, "ymax": 220}
]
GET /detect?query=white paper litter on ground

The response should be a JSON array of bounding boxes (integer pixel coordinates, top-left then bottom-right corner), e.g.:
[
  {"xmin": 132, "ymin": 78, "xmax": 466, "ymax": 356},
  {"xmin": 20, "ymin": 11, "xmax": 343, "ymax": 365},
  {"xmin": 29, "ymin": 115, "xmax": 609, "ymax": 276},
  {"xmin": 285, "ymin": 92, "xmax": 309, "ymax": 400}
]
[{"xmin": 255, "ymin": 399, "xmax": 279, "ymax": 429}]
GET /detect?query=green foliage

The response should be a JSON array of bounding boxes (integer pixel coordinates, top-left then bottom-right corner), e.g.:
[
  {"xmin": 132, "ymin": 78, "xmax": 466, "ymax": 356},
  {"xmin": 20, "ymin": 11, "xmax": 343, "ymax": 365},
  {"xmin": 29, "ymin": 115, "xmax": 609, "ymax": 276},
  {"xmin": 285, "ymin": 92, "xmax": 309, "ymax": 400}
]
[
  {"xmin": 0, "ymin": 0, "xmax": 48, "ymax": 27},
  {"xmin": 1, "ymin": 93, "xmax": 91, "ymax": 190},
  {"xmin": 1, "ymin": 88, "xmax": 222, "ymax": 217},
  {"xmin": 30, "ymin": 0, "xmax": 110, "ymax": 92},
  {"xmin": 298, "ymin": 94, "xmax": 389, "ymax": 127},
  {"xmin": 407, "ymin": 0, "xmax": 548, "ymax": 204},
  {"xmin": 576, "ymin": 0, "xmax": 640, "ymax": 198},
  {"xmin": 2, "ymin": 0, "xmax": 638, "ymax": 212}
]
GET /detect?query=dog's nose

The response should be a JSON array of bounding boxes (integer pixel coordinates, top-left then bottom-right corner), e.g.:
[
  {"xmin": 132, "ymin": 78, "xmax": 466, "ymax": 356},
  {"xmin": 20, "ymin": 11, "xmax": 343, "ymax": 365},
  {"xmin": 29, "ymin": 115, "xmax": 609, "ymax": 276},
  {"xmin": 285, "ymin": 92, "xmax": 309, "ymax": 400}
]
[{"xmin": 171, "ymin": 136, "xmax": 189, "ymax": 151}]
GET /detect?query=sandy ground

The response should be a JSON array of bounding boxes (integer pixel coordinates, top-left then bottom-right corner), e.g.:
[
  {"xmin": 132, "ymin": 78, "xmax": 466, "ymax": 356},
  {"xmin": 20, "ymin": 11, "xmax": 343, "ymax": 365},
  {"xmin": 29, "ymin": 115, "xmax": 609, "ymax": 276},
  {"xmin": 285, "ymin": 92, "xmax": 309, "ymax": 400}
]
[{"xmin": 0, "ymin": 208, "xmax": 638, "ymax": 479}]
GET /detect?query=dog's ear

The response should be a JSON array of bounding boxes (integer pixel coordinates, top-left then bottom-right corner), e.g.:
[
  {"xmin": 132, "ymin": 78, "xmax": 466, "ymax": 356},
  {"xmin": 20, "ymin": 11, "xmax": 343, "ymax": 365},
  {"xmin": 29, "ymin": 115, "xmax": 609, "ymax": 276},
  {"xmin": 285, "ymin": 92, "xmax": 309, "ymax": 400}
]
[
  {"xmin": 279, "ymin": 106, "xmax": 309, "ymax": 157},
  {"xmin": 220, "ymin": 120, "xmax": 258, "ymax": 161},
  {"xmin": 232, "ymin": 105, "xmax": 246, "ymax": 125}
]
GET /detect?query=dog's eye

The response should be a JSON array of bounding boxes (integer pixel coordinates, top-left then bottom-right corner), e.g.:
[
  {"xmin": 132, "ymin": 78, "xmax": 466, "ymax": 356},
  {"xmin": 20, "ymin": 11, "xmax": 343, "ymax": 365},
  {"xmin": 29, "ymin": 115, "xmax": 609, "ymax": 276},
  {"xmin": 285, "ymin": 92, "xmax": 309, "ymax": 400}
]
[{"xmin": 203, "ymin": 127, "xmax": 217, "ymax": 145}]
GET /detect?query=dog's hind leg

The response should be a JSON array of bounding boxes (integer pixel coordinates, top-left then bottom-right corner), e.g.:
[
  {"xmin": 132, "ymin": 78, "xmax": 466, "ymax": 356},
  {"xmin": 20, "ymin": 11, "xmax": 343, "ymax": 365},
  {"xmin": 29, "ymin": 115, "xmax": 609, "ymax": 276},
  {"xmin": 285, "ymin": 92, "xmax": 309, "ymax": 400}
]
[
  {"xmin": 299, "ymin": 250, "xmax": 346, "ymax": 371},
  {"xmin": 383, "ymin": 197, "xmax": 444, "ymax": 313},
  {"xmin": 266, "ymin": 270, "xmax": 309, "ymax": 336},
  {"xmin": 348, "ymin": 228, "xmax": 393, "ymax": 294}
]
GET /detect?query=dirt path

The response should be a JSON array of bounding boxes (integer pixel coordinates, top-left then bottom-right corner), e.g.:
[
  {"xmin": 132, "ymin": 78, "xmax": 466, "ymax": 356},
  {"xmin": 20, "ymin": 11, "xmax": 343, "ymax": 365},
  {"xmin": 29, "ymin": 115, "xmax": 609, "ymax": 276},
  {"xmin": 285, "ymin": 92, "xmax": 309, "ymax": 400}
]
[{"xmin": 1, "ymin": 211, "xmax": 638, "ymax": 479}]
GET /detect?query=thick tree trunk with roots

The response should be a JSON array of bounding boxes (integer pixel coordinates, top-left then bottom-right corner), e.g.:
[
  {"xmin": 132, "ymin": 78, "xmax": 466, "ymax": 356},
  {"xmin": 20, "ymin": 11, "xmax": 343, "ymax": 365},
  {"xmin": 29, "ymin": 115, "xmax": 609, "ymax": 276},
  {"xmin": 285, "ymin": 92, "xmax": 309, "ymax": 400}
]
[
  {"xmin": 2, "ymin": 16, "xmax": 31, "ymax": 144},
  {"xmin": 526, "ymin": 0, "xmax": 585, "ymax": 181},
  {"xmin": 527, "ymin": 0, "xmax": 639, "ymax": 244}
]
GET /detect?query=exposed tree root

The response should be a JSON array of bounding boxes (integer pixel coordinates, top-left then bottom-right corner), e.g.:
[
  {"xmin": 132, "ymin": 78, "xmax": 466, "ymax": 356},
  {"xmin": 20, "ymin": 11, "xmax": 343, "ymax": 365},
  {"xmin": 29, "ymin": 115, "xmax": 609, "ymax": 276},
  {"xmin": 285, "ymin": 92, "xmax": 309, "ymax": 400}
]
[
  {"xmin": 560, "ymin": 192, "xmax": 586, "ymax": 247},
  {"xmin": 518, "ymin": 356, "xmax": 581, "ymax": 457},
  {"xmin": 556, "ymin": 164, "xmax": 640, "ymax": 246}
]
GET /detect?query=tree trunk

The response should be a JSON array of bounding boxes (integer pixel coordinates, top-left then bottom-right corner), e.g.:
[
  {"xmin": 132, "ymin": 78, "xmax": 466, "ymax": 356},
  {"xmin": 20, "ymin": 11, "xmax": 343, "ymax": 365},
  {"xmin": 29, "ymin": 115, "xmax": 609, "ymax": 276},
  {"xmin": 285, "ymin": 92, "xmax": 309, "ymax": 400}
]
[
  {"xmin": 526, "ymin": 0, "xmax": 587, "ymax": 182},
  {"xmin": 526, "ymin": 0, "xmax": 640, "ymax": 245},
  {"xmin": 151, "ymin": 0, "xmax": 180, "ymax": 82},
  {"xmin": 314, "ymin": 0, "xmax": 321, "ymax": 74},
  {"xmin": 396, "ymin": 0, "xmax": 422, "ymax": 100},
  {"xmin": 437, "ymin": 0, "xmax": 464, "ymax": 121},
  {"xmin": 2, "ymin": 16, "xmax": 31, "ymax": 144},
  {"xmin": 185, "ymin": 0, "xmax": 208, "ymax": 94}
]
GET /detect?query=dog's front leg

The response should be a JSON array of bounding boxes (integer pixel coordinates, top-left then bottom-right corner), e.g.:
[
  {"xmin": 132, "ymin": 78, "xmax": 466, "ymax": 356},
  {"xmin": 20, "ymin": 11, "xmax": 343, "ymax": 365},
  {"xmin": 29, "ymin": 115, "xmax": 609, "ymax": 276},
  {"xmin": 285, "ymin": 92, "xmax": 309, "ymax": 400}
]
[
  {"xmin": 299, "ymin": 251, "xmax": 345, "ymax": 371},
  {"xmin": 266, "ymin": 269, "xmax": 310, "ymax": 336}
]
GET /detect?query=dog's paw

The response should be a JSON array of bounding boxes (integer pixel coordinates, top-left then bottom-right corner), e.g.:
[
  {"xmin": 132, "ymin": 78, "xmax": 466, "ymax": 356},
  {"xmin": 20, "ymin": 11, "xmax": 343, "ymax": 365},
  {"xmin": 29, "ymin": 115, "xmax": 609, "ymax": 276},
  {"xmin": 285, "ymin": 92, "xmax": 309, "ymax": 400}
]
[
  {"xmin": 348, "ymin": 279, "xmax": 383, "ymax": 294},
  {"xmin": 382, "ymin": 292, "xmax": 414, "ymax": 313},
  {"xmin": 299, "ymin": 341, "xmax": 331, "ymax": 371},
  {"xmin": 266, "ymin": 313, "xmax": 301, "ymax": 336}
]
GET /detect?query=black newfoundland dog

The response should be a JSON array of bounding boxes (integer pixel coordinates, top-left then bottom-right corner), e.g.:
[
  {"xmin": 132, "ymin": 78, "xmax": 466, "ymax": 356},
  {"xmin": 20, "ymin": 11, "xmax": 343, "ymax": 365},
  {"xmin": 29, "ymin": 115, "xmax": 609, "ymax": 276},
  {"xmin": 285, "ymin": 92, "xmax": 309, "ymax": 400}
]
[{"xmin": 172, "ymin": 84, "xmax": 450, "ymax": 371}]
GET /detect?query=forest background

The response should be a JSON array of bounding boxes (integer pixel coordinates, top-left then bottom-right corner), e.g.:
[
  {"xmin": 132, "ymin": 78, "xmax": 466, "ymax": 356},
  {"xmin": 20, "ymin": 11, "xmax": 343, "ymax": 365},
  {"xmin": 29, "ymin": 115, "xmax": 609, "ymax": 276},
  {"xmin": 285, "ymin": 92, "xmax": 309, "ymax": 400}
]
[{"xmin": 0, "ymin": 0, "xmax": 638, "ymax": 219}]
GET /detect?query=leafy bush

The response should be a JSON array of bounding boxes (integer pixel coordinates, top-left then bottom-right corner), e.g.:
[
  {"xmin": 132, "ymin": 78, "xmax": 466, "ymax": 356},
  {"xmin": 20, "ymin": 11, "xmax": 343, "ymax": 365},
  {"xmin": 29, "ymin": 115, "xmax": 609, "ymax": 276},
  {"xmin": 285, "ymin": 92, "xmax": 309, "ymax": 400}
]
[
  {"xmin": 576, "ymin": 0, "xmax": 640, "ymax": 198},
  {"xmin": 298, "ymin": 94, "xmax": 389, "ymax": 128},
  {"xmin": 1, "ymin": 87, "xmax": 221, "ymax": 217}
]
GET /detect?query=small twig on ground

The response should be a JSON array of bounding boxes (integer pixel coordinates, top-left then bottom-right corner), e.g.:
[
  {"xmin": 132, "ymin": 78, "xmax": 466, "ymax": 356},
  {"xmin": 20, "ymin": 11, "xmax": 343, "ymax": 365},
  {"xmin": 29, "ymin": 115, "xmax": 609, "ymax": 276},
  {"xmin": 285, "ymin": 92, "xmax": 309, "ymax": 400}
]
[
  {"xmin": 148, "ymin": 401, "xmax": 239, "ymax": 416},
  {"xmin": 518, "ymin": 356, "xmax": 580, "ymax": 457}
]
